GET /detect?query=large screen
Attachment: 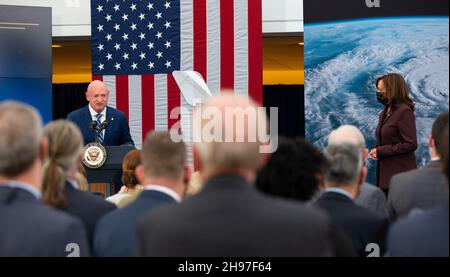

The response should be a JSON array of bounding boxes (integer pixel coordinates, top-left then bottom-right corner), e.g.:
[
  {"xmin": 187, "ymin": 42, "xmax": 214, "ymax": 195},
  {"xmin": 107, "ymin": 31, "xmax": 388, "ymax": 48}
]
[{"xmin": 0, "ymin": 5, "xmax": 52, "ymax": 122}]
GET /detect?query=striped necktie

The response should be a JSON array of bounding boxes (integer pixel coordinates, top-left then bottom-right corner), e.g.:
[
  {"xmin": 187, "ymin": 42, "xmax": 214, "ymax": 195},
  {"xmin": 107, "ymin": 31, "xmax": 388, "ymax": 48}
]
[{"xmin": 95, "ymin": 113, "xmax": 104, "ymax": 144}]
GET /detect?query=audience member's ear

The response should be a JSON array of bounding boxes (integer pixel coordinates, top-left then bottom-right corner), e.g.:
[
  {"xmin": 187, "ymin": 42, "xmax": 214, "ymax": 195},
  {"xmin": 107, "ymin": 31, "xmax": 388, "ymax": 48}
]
[
  {"xmin": 183, "ymin": 166, "xmax": 192, "ymax": 186},
  {"xmin": 363, "ymin": 148, "xmax": 369, "ymax": 164},
  {"xmin": 258, "ymin": 152, "xmax": 272, "ymax": 170},
  {"xmin": 135, "ymin": 165, "xmax": 145, "ymax": 185},
  {"xmin": 428, "ymin": 134, "xmax": 434, "ymax": 149},
  {"xmin": 78, "ymin": 153, "xmax": 84, "ymax": 164},
  {"xmin": 193, "ymin": 145, "xmax": 202, "ymax": 171},
  {"xmin": 181, "ymin": 166, "xmax": 192, "ymax": 198},
  {"xmin": 314, "ymin": 172, "xmax": 325, "ymax": 190},
  {"xmin": 39, "ymin": 137, "xmax": 49, "ymax": 163},
  {"xmin": 358, "ymin": 166, "xmax": 368, "ymax": 187}
]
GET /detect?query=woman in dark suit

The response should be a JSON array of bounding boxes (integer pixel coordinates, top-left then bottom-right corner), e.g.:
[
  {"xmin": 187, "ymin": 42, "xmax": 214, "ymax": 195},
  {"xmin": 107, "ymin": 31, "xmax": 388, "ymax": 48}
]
[{"xmin": 369, "ymin": 73, "xmax": 417, "ymax": 195}]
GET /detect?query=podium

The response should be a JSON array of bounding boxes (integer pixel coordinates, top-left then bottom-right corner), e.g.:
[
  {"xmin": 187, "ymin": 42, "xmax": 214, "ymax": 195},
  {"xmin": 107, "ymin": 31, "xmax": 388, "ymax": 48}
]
[{"xmin": 85, "ymin": 145, "xmax": 135, "ymax": 197}]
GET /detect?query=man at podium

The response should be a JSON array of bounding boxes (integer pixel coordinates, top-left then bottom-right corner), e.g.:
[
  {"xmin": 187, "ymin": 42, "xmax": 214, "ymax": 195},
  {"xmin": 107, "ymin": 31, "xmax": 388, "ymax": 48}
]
[{"xmin": 67, "ymin": 80, "xmax": 134, "ymax": 147}]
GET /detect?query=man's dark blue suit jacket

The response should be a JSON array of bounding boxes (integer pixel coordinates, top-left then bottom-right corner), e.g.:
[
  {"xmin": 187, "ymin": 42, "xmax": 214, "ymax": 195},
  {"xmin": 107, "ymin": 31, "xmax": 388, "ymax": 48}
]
[{"xmin": 67, "ymin": 105, "xmax": 134, "ymax": 146}]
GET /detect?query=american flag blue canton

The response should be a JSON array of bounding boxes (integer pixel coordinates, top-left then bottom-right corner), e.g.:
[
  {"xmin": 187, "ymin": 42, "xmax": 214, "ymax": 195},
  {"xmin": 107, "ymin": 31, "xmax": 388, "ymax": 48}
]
[{"xmin": 91, "ymin": 0, "xmax": 181, "ymax": 75}]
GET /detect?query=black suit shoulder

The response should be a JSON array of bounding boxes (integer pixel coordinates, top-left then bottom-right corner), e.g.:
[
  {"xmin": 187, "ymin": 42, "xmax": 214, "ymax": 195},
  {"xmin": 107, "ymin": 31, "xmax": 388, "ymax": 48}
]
[
  {"xmin": 316, "ymin": 192, "xmax": 387, "ymax": 222},
  {"xmin": 315, "ymin": 192, "xmax": 389, "ymax": 256},
  {"xmin": 63, "ymin": 184, "xmax": 115, "ymax": 244},
  {"xmin": 388, "ymin": 207, "xmax": 449, "ymax": 257},
  {"xmin": 137, "ymin": 179, "xmax": 352, "ymax": 257},
  {"xmin": 0, "ymin": 188, "xmax": 89, "ymax": 256}
]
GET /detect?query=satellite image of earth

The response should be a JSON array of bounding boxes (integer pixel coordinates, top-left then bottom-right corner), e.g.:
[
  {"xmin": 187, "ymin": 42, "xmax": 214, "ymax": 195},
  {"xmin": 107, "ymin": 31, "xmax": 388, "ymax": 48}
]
[{"xmin": 305, "ymin": 17, "xmax": 449, "ymax": 184}]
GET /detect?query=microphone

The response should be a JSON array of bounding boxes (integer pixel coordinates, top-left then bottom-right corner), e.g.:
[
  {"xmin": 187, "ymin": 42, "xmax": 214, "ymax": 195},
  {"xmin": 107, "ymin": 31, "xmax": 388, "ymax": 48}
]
[
  {"xmin": 89, "ymin": 121, "xmax": 97, "ymax": 132},
  {"xmin": 98, "ymin": 120, "xmax": 108, "ymax": 132}
]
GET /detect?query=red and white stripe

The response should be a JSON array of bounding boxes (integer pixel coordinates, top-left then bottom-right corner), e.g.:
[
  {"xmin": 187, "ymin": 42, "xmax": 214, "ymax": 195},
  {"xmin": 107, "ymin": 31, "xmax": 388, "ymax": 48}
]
[{"xmin": 93, "ymin": 0, "xmax": 262, "ymax": 150}]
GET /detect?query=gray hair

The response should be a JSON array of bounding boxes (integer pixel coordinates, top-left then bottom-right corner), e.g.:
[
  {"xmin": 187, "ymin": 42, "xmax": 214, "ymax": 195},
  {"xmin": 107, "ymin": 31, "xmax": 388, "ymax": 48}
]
[
  {"xmin": 0, "ymin": 101, "xmax": 42, "ymax": 177},
  {"xmin": 324, "ymin": 143, "xmax": 363, "ymax": 186}
]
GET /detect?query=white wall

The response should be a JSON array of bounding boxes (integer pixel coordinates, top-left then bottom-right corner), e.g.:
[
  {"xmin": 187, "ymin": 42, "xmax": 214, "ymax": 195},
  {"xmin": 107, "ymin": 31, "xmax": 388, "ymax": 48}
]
[
  {"xmin": 0, "ymin": 0, "xmax": 302, "ymax": 37},
  {"xmin": 263, "ymin": 0, "xmax": 303, "ymax": 34},
  {"xmin": 0, "ymin": 0, "xmax": 91, "ymax": 37}
]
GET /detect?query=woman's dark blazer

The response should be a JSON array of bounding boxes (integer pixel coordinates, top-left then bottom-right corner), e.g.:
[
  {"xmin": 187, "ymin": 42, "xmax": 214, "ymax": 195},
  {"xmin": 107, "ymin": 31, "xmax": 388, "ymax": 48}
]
[{"xmin": 375, "ymin": 103, "xmax": 417, "ymax": 189}]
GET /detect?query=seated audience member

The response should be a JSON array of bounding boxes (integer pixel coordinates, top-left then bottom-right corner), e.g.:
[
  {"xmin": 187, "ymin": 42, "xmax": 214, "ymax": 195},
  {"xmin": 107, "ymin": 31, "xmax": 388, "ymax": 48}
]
[
  {"xmin": 387, "ymin": 125, "xmax": 449, "ymax": 257},
  {"xmin": 41, "ymin": 120, "xmax": 116, "ymax": 250},
  {"xmin": 256, "ymin": 137, "xmax": 328, "ymax": 203},
  {"xmin": 388, "ymin": 112, "xmax": 449, "ymax": 220},
  {"xmin": 0, "ymin": 102, "xmax": 89, "ymax": 256},
  {"xmin": 137, "ymin": 94, "xmax": 355, "ymax": 257},
  {"xmin": 106, "ymin": 149, "xmax": 143, "ymax": 206},
  {"xmin": 315, "ymin": 135, "xmax": 389, "ymax": 256},
  {"xmin": 327, "ymin": 125, "xmax": 388, "ymax": 216},
  {"xmin": 94, "ymin": 131, "xmax": 188, "ymax": 257}
]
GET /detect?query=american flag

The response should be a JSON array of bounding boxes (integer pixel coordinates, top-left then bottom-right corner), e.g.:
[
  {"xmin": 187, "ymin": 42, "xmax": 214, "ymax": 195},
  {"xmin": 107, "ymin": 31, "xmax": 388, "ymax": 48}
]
[{"xmin": 91, "ymin": 0, "xmax": 262, "ymax": 149}]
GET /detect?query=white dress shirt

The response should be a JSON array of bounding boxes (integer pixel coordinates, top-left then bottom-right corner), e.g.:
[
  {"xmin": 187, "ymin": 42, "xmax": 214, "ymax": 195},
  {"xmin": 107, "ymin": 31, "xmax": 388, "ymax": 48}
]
[
  {"xmin": 143, "ymin": 184, "xmax": 181, "ymax": 203},
  {"xmin": 88, "ymin": 104, "xmax": 107, "ymax": 138},
  {"xmin": 4, "ymin": 181, "xmax": 42, "ymax": 200},
  {"xmin": 324, "ymin": 187, "xmax": 353, "ymax": 200}
]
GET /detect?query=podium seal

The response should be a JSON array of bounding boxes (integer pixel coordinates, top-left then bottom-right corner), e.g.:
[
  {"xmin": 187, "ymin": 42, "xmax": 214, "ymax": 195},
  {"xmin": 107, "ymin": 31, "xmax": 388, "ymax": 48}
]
[{"xmin": 83, "ymin": 142, "xmax": 107, "ymax": 169}]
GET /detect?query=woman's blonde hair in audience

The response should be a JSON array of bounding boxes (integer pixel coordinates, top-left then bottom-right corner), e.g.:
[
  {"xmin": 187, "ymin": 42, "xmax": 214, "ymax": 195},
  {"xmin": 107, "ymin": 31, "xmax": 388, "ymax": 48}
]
[{"xmin": 41, "ymin": 120, "xmax": 84, "ymax": 208}]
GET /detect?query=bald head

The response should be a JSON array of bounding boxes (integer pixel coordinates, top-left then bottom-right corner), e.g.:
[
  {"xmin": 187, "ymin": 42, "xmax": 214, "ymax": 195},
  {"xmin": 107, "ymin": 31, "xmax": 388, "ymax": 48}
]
[
  {"xmin": 328, "ymin": 125, "xmax": 365, "ymax": 149},
  {"xmin": 193, "ymin": 93, "xmax": 268, "ymax": 171},
  {"xmin": 86, "ymin": 80, "xmax": 109, "ymax": 113}
]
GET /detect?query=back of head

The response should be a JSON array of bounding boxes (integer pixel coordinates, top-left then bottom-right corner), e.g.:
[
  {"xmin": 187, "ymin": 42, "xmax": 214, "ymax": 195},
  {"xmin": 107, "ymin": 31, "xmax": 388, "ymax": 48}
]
[
  {"xmin": 193, "ymin": 93, "xmax": 267, "ymax": 172},
  {"xmin": 376, "ymin": 73, "xmax": 414, "ymax": 110},
  {"xmin": 328, "ymin": 125, "xmax": 365, "ymax": 149},
  {"xmin": 324, "ymin": 143, "xmax": 363, "ymax": 187},
  {"xmin": 121, "ymin": 149, "xmax": 141, "ymax": 188},
  {"xmin": 142, "ymin": 131, "xmax": 186, "ymax": 180},
  {"xmin": 256, "ymin": 137, "xmax": 328, "ymax": 201},
  {"xmin": 431, "ymin": 111, "xmax": 449, "ymax": 158},
  {"xmin": 0, "ymin": 101, "xmax": 42, "ymax": 178},
  {"xmin": 41, "ymin": 120, "xmax": 84, "ymax": 208}
]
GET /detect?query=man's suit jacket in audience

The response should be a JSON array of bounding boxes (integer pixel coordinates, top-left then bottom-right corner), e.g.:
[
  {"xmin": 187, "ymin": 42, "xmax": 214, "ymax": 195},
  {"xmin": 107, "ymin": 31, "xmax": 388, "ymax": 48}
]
[
  {"xmin": 355, "ymin": 183, "xmax": 388, "ymax": 217},
  {"xmin": 137, "ymin": 175, "xmax": 355, "ymax": 257},
  {"xmin": 62, "ymin": 181, "xmax": 116, "ymax": 250},
  {"xmin": 94, "ymin": 188, "xmax": 177, "ymax": 257},
  {"xmin": 387, "ymin": 206, "xmax": 449, "ymax": 257},
  {"xmin": 0, "ymin": 186, "xmax": 89, "ymax": 257},
  {"xmin": 388, "ymin": 160, "xmax": 449, "ymax": 220},
  {"xmin": 315, "ymin": 190, "xmax": 389, "ymax": 257}
]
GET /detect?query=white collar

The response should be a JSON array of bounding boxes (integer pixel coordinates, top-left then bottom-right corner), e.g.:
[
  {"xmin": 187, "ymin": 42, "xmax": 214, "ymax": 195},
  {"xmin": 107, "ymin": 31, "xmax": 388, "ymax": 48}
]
[
  {"xmin": 3, "ymin": 181, "xmax": 42, "ymax": 200},
  {"xmin": 66, "ymin": 178, "xmax": 79, "ymax": 190},
  {"xmin": 143, "ymin": 184, "xmax": 181, "ymax": 203},
  {"xmin": 88, "ymin": 104, "xmax": 107, "ymax": 120}
]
